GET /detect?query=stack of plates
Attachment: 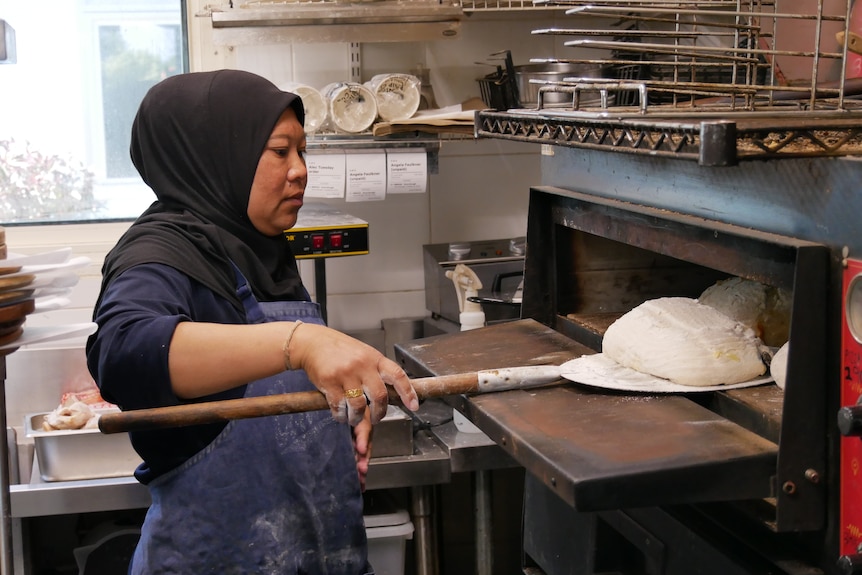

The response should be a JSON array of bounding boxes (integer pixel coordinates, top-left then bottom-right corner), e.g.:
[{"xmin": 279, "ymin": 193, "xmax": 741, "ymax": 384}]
[{"xmin": 0, "ymin": 246, "xmax": 96, "ymax": 352}]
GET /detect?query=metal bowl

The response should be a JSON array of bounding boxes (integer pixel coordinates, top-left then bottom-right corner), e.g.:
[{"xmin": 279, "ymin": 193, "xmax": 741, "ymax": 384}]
[{"xmin": 514, "ymin": 63, "xmax": 611, "ymax": 108}]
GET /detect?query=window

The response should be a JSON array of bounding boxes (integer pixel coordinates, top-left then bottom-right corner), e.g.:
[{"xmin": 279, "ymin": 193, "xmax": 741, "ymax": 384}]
[{"xmin": 0, "ymin": 0, "xmax": 186, "ymax": 224}]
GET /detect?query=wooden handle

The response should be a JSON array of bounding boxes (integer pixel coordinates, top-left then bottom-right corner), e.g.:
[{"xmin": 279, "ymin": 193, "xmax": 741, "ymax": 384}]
[{"xmin": 98, "ymin": 372, "xmax": 480, "ymax": 434}]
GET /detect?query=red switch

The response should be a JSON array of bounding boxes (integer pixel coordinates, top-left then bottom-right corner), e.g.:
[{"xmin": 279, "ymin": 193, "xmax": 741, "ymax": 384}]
[
  {"xmin": 329, "ymin": 233, "xmax": 343, "ymax": 249},
  {"xmin": 312, "ymin": 234, "xmax": 324, "ymax": 249}
]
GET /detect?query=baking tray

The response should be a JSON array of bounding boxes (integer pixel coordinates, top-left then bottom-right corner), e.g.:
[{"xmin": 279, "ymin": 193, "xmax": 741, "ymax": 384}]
[
  {"xmin": 25, "ymin": 412, "xmax": 142, "ymax": 482},
  {"xmin": 372, "ymin": 405, "xmax": 413, "ymax": 458}
]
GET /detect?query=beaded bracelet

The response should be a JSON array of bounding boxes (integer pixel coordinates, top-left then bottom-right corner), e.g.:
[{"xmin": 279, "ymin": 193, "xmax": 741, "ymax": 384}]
[{"xmin": 282, "ymin": 320, "xmax": 304, "ymax": 371}]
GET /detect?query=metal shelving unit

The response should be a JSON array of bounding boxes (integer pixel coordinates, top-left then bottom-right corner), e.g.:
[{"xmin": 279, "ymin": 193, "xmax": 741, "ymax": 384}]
[
  {"xmin": 472, "ymin": 0, "xmax": 862, "ymax": 165},
  {"xmin": 475, "ymin": 109, "xmax": 862, "ymax": 165}
]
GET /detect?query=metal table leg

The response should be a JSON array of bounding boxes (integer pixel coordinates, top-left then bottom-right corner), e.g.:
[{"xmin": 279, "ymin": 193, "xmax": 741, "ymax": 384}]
[
  {"xmin": 411, "ymin": 485, "xmax": 439, "ymax": 575},
  {"xmin": 314, "ymin": 259, "xmax": 327, "ymax": 324},
  {"xmin": 475, "ymin": 470, "xmax": 493, "ymax": 575}
]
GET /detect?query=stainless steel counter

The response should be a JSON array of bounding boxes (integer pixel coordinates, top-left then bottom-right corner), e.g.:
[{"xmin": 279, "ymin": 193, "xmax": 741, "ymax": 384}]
[
  {"xmin": 10, "ymin": 474, "xmax": 149, "ymax": 519},
  {"xmin": 429, "ymin": 419, "xmax": 517, "ymax": 473},
  {"xmin": 9, "ymin": 423, "xmax": 516, "ymax": 575},
  {"xmin": 10, "ymin": 429, "xmax": 456, "ymax": 519}
]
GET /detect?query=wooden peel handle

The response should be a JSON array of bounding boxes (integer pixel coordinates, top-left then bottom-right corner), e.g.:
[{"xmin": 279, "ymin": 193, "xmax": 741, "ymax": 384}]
[{"xmin": 98, "ymin": 372, "xmax": 480, "ymax": 434}]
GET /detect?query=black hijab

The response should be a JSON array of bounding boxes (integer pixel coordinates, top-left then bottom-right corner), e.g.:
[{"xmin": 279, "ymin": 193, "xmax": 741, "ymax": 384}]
[{"xmin": 97, "ymin": 70, "xmax": 307, "ymax": 312}]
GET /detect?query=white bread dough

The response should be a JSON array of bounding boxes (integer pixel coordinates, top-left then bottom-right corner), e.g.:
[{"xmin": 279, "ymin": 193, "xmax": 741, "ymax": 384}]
[
  {"xmin": 43, "ymin": 401, "xmax": 94, "ymax": 431},
  {"xmin": 698, "ymin": 277, "xmax": 791, "ymax": 347},
  {"xmin": 602, "ymin": 297, "xmax": 766, "ymax": 387}
]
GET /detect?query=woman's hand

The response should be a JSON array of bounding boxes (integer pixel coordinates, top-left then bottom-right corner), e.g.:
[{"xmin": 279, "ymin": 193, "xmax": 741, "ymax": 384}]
[
  {"xmin": 289, "ymin": 322, "xmax": 419, "ymax": 426},
  {"xmin": 353, "ymin": 411, "xmax": 373, "ymax": 491},
  {"xmin": 166, "ymin": 320, "xmax": 418, "ymax": 426}
]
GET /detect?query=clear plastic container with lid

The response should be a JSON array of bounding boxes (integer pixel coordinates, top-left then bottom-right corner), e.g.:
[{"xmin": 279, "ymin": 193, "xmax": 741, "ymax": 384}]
[
  {"xmin": 322, "ymin": 82, "xmax": 378, "ymax": 134},
  {"xmin": 364, "ymin": 74, "xmax": 421, "ymax": 122},
  {"xmin": 279, "ymin": 83, "xmax": 328, "ymax": 134}
]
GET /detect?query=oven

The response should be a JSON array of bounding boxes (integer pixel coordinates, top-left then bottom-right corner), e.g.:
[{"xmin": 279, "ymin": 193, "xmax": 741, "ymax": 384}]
[{"xmin": 396, "ymin": 0, "xmax": 862, "ymax": 572}]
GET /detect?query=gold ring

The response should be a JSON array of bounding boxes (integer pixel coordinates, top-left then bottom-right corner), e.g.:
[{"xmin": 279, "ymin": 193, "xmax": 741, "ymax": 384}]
[{"xmin": 344, "ymin": 388, "xmax": 364, "ymax": 399}]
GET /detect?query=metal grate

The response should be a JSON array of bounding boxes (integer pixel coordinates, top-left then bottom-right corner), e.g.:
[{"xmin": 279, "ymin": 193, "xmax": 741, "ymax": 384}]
[
  {"xmin": 240, "ymin": 0, "xmax": 448, "ymax": 5},
  {"xmin": 462, "ymin": 0, "xmax": 552, "ymax": 10},
  {"xmin": 473, "ymin": 0, "xmax": 862, "ymax": 162},
  {"xmin": 504, "ymin": 0, "xmax": 862, "ymax": 115},
  {"xmin": 475, "ymin": 109, "xmax": 862, "ymax": 164}
]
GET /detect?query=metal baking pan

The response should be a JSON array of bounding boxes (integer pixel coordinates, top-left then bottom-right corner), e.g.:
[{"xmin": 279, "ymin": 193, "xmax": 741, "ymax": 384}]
[
  {"xmin": 372, "ymin": 405, "xmax": 413, "ymax": 458},
  {"xmin": 25, "ymin": 412, "xmax": 142, "ymax": 482}
]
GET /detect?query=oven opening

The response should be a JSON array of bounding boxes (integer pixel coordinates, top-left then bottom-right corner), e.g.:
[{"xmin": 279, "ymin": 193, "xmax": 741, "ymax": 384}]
[
  {"xmin": 518, "ymin": 187, "xmax": 829, "ymax": 535},
  {"xmin": 552, "ymin": 224, "xmax": 734, "ymax": 351}
]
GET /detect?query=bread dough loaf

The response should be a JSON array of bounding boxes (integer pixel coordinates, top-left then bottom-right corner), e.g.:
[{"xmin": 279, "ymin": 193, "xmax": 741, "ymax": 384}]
[
  {"xmin": 698, "ymin": 277, "xmax": 791, "ymax": 347},
  {"xmin": 43, "ymin": 401, "xmax": 95, "ymax": 431},
  {"xmin": 602, "ymin": 297, "xmax": 766, "ymax": 386}
]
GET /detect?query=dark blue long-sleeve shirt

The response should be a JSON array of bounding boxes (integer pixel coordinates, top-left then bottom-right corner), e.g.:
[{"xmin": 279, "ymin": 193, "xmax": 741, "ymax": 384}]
[{"xmin": 87, "ymin": 263, "xmax": 248, "ymax": 484}]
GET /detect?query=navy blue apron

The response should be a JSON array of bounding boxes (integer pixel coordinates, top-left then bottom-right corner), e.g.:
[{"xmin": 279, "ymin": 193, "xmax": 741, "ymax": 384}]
[{"xmin": 129, "ymin": 266, "xmax": 372, "ymax": 574}]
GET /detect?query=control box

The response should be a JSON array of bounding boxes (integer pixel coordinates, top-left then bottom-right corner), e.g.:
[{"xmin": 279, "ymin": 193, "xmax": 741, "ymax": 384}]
[{"xmin": 284, "ymin": 204, "xmax": 369, "ymax": 260}]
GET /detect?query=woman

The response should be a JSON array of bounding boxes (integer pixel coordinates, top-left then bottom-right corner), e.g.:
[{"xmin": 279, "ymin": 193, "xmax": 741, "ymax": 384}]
[{"xmin": 86, "ymin": 69, "xmax": 419, "ymax": 574}]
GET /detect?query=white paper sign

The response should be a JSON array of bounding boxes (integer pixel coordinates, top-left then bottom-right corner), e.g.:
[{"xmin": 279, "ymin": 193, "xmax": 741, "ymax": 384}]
[
  {"xmin": 305, "ymin": 152, "xmax": 346, "ymax": 199},
  {"xmin": 346, "ymin": 151, "xmax": 387, "ymax": 202},
  {"xmin": 386, "ymin": 150, "xmax": 427, "ymax": 194}
]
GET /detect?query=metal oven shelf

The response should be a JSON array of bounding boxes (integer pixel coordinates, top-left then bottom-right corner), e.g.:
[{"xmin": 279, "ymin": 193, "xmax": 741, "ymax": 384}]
[
  {"xmin": 475, "ymin": 110, "xmax": 862, "ymax": 166},
  {"xmin": 395, "ymin": 319, "xmax": 780, "ymax": 511}
]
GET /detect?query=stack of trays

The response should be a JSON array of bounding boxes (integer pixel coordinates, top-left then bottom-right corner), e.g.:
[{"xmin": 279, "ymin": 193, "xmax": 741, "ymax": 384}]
[
  {"xmin": 0, "ymin": 226, "xmax": 31, "ymax": 348},
  {"xmin": 0, "ymin": 244, "xmax": 96, "ymax": 353}
]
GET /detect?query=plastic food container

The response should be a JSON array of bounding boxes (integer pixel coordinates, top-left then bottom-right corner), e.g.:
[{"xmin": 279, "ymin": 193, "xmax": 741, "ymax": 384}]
[
  {"xmin": 25, "ymin": 412, "xmax": 142, "ymax": 482},
  {"xmin": 364, "ymin": 493, "xmax": 415, "ymax": 575},
  {"xmin": 322, "ymin": 82, "xmax": 378, "ymax": 133},
  {"xmin": 514, "ymin": 63, "xmax": 611, "ymax": 107},
  {"xmin": 365, "ymin": 74, "xmax": 421, "ymax": 122},
  {"xmin": 280, "ymin": 82, "xmax": 328, "ymax": 134}
]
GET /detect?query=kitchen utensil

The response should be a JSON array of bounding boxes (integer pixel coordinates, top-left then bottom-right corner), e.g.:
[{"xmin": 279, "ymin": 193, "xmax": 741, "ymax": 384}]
[
  {"xmin": 446, "ymin": 263, "xmax": 485, "ymax": 331},
  {"xmin": 514, "ymin": 62, "xmax": 611, "ymax": 107},
  {"xmin": 98, "ymin": 366, "xmax": 565, "ymax": 434},
  {"xmin": 33, "ymin": 295, "xmax": 72, "ymax": 313},
  {"xmin": 476, "ymin": 50, "xmax": 519, "ymax": 110},
  {"xmin": 3, "ymin": 248, "xmax": 73, "ymax": 267},
  {"xmin": 0, "ymin": 299, "xmax": 34, "ymax": 325},
  {"xmin": 423, "ymin": 238, "xmax": 525, "ymax": 328},
  {"xmin": 0, "ymin": 322, "xmax": 97, "ymax": 351},
  {"xmin": 0, "ymin": 256, "xmax": 90, "ymax": 279},
  {"xmin": 559, "ymin": 353, "xmax": 773, "ymax": 393},
  {"xmin": 467, "ymin": 271, "xmax": 523, "ymax": 309},
  {"xmin": 26, "ymin": 411, "xmax": 142, "ymax": 481},
  {"xmin": 99, "ymin": 346, "xmax": 773, "ymax": 435}
]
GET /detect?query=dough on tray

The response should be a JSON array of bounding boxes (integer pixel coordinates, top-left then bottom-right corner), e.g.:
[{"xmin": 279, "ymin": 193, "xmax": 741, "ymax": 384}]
[
  {"xmin": 602, "ymin": 297, "xmax": 767, "ymax": 387},
  {"xmin": 698, "ymin": 277, "xmax": 791, "ymax": 348},
  {"xmin": 42, "ymin": 400, "xmax": 95, "ymax": 431}
]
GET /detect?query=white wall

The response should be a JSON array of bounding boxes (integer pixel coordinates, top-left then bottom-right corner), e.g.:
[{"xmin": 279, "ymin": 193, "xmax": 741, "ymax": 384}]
[{"xmin": 5, "ymin": 140, "xmax": 538, "ymax": 335}]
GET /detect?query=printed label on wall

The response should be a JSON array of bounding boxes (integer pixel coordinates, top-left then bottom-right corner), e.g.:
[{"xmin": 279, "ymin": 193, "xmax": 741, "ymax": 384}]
[
  {"xmin": 346, "ymin": 150, "xmax": 386, "ymax": 202},
  {"xmin": 386, "ymin": 150, "xmax": 427, "ymax": 195}
]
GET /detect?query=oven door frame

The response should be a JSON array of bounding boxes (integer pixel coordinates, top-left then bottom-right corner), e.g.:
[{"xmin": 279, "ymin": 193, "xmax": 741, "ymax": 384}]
[{"xmin": 521, "ymin": 186, "xmax": 829, "ymax": 533}]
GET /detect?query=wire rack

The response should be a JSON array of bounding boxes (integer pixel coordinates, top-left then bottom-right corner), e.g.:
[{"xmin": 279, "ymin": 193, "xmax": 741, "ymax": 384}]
[
  {"xmin": 512, "ymin": 0, "xmax": 862, "ymax": 115},
  {"xmin": 463, "ymin": 0, "xmax": 555, "ymax": 10}
]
